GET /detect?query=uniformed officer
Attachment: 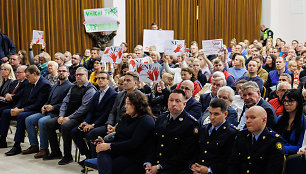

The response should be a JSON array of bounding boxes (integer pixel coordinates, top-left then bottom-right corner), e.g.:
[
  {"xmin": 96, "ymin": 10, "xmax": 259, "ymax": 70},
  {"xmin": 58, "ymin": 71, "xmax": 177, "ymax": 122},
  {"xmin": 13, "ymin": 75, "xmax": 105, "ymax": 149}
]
[
  {"xmin": 145, "ymin": 89, "xmax": 199, "ymax": 174},
  {"xmin": 229, "ymin": 106, "xmax": 285, "ymax": 174},
  {"xmin": 191, "ymin": 98, "xmax": 239, "ymax": 174}
]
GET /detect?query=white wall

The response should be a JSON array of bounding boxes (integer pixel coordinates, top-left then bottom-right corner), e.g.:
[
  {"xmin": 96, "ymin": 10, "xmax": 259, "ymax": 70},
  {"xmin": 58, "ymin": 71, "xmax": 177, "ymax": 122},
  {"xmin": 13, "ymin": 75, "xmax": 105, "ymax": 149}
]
[
  {"xmin": 262, "ymin": 0, "xmax": 306, "ymax": 44},
  {"xmin": 103, "ymin": 0, "xmax": 126, "ymax": 46}
]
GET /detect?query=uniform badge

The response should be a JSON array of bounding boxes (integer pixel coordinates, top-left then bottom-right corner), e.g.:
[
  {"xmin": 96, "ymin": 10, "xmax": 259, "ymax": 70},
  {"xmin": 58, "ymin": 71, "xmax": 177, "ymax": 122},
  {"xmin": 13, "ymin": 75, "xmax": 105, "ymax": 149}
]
[
  {"xmin": 276, "ymin": 142, "xmax": 283, "ymax": 150},
  {"xmin": 262, "ymin": 136, "xmax": 266, "ymax": 140},
  {"xmin": 194, "ymin": 128, "xmax": 198, "ymax": 134},
  {"xmin": 275, "ymin": 134, "xmax": 280, "ymax": 137},
  {"xmin": 179, "ymin": 118, "xmax": 183, "ymax": 121}
]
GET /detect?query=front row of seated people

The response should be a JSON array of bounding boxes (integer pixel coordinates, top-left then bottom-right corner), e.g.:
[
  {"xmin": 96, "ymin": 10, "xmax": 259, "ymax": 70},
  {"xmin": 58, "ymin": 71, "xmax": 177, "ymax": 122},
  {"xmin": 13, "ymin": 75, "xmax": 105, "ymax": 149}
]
[{"xmin": 0, "ymin": 65, "xmax": 305, "ymax": 174}]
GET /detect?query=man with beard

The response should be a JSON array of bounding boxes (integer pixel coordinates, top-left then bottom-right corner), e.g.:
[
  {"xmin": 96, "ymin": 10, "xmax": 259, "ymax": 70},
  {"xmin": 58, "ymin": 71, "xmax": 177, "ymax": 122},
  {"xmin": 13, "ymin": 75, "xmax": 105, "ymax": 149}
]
[{"xmin": 22, "ymin": 65, "xmax": 73, "ymax": 158}]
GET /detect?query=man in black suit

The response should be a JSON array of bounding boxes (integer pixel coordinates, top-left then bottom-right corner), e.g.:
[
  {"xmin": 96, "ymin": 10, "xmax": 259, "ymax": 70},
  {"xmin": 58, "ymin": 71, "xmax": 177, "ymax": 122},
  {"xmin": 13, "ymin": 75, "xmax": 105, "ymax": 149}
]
[
  {"xmin": 191, "ymin": 98, "xmax": 238, "ymax": 174},
  {"xmin": 0, "ymin": 65, "xmax": 52, "ymax": 155},
  {"xmin": 22, "ymin": 65, "xmax": 73, "ymax": 158},
  {"xmin": 180, "ymin": 80, "xmax": 202, "ymax": 119},
  {"xmin": 145, "ymin": 89, "xmax": 199, "ymax": 174},
  {"xmin": 71, "ymin": 71, "xmax": 117, "ymax": 162},
  {"xmin": 229, "ymin": 106, "xmax": 284, "ymax": 174},
  {"xmin": 238, "ymin": 81, "xmax": 277, "ymax": 130}
]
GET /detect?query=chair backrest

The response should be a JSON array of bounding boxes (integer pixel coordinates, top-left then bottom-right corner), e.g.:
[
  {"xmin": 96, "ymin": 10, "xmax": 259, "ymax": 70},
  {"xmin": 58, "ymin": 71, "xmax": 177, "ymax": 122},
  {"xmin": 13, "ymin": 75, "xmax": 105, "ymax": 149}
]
[{"xmin": 285, "ymin": 154, "xmax": 306, "ymax": 174}]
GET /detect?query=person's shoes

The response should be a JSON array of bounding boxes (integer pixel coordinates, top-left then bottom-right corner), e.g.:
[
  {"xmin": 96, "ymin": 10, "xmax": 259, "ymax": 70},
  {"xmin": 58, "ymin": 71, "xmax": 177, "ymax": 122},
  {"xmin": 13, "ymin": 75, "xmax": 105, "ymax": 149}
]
[
  {"xmin": 0, "ymin": 141, "xmax": 7, "ymax": 148},
  {"xmin": 43, "ymin": 152, "xmax": 62, "ymax": 160},
  {"xmin": 22, "ymin": 145, "xmax": 39, "ymax": 154},
  {"xmin": 5, "ymin": 146, "xmax": 22, "ymax": 156},
  {"xmin": 78, "ymin": 159, "xmax": 86, "ymax": 167},
  {"xmin": 58, "ymin": 156, "xmax": 73, "ymax": 165},
  {"xmin": 34, "ymin": 149, "xmax": 49, "ymax": 158}
]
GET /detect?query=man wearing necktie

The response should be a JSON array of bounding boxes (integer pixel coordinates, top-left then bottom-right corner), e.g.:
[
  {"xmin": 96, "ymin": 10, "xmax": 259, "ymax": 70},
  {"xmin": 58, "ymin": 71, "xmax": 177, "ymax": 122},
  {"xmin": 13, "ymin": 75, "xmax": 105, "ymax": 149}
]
[
  {"xmin": 191, "ymin": 98, "xmax": 239, "ymax": 174},
  {"xmin": 0, "ymin": 65, "xmax": 51, "ymax": 156},
  {"xmin": 229, "ymin": 106, "xmax": 285, "ymax": 174}
]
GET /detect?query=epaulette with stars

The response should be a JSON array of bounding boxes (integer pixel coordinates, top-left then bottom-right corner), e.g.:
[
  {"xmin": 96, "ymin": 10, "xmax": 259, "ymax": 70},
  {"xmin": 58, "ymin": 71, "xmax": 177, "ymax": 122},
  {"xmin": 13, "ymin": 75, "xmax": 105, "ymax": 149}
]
[
  {"xmin": 268, "ymin": 130, "xmax": 282, "ymax": 139},
  {"xmin": 187, "ymin": 114, "xmax": 198, "ymax": 122},
  {"xmin": 229, "ymin": 124, "xmax": 240, "ymax": 131}
]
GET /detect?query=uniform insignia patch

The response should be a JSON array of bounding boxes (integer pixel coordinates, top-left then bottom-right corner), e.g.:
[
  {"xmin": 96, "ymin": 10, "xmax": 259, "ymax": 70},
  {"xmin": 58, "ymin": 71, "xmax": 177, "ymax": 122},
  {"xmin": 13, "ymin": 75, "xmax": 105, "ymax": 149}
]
[
  {"xmin": 194, "ymin": 128, "xmax": 198, "ymax": 134},
  {"xmin": 276, "ymin": 142, "xmax": 283, "ymax": 150}
]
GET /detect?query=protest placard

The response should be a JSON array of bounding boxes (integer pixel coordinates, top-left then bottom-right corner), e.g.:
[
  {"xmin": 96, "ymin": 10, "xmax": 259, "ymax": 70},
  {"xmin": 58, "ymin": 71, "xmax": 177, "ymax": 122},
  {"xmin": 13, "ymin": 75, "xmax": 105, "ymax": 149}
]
[
  {"xmin": 202, "ymin": 39, "xmax": 223, "ymax": 55},
  {"xmin": 164, "ymin": 40, "xmax": 185, "ymax": 58},
  {"xmin": 128, "ymin": 58, "xmax": 150, "ymax": 72},
  {"xmin": 136, "ymin": 63, "xmax": 161, "ymax": 83},
  {"xmin": 143, "ymin": 29, "xmax": 174, "ymax": 52},
  {"xmin": 32, "ymin": 30, "xmax": 44, "ymax": 44},
  {"xmin": 102, "ymin": 46, "xmax": 124, "ymax": 63},
  {"xmin": 84, "ymin": 7, "xmax": 119, "ymax": 32}
]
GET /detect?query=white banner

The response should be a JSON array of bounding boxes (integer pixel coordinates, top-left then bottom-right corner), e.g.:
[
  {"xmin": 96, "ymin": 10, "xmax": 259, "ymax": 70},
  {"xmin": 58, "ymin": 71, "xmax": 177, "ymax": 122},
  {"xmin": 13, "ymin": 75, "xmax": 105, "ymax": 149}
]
[
  {"xmin": 128, "ymin": 58, "xmax": 150, "ymax": 72},
  {"xmin": 32, "ymin": 30, "xmax": 44, "ymax": 45},
  {"xmin": 164, "ymin": 40, "xmax": 185, "ymax": 58},
  {"xmin": 202, "ymin": 39, "xmax": 223, "ymax": 55},
  {"xmin": 84, "ymin": 7, "xmax": 119, "ymax": 32},
  {"xmin": 102, "ymin": 46, "xmax": 124, "ymax": 63},
  {"xmin": 136, "ymin": 63, "xmax": 161, "ymax": 83},
  {"xmin": 143, "ymin": 29, "xmax": 174, "ymax": 52}
]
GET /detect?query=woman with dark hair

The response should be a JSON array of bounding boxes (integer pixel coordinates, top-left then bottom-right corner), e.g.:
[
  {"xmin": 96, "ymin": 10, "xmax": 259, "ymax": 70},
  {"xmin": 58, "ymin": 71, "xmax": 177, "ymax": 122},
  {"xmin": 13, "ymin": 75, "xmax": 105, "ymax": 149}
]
[
  {"xmin": 176, "ymin": 67, "xmax": 202, "ymax": 97},
  {"xmin": 263, "ymin": 54, "xmax": 277, "ymax": 73},
  {"xmin": 275, "ymin": 89, "xmax": 306, "ymax": 155},
  {"xmin": 147, "ymin": 80, "xmax": 171, "ymax": 115},
  {"xmin": 95, "ymin": 91, "xmax": 155, "ymax": 174}
]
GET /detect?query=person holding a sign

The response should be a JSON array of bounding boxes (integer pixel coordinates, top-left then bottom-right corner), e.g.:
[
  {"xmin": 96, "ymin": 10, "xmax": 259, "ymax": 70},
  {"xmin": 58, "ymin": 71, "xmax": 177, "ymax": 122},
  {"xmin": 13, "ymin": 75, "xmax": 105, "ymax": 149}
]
[{"xmin": 85, "ymin": 28, "xmax": 117, "ymax": 51}]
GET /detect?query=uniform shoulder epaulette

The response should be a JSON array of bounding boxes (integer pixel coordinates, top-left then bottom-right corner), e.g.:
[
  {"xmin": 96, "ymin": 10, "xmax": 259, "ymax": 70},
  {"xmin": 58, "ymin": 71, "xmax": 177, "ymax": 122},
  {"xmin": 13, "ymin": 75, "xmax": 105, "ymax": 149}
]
[
  {"xmin": 268, "ymin": 130, "xmax": 281, "ymax": 138},
  {"xmin": 229, "ymin": 124, "xmax": 240, "ymax": 131},
  {"xmin": 187, "ymin": 114, "xmax": 198, "ymax": 122}
]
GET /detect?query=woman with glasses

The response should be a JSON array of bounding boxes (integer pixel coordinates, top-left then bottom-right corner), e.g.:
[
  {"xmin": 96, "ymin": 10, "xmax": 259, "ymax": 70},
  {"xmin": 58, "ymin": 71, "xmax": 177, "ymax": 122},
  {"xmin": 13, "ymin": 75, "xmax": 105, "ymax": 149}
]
[
  {"xmin": 275, "ymin": 89, "xmax": 306, "ymax": 155},
  {"xmin": 89, "ymin": 59, "xmax": 103, "ymax": 88},
  {"xmin": 0, "ymin": 63, "xmax": 16, "ymax": 101}
]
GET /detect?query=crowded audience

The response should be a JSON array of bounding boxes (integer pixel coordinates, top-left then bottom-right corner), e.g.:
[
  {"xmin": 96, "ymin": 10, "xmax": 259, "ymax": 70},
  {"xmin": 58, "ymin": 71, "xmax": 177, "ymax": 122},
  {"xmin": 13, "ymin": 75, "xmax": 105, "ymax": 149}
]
[{"xmin": 1, "ymin": 22, "xmax": 306, "ymax": 174}]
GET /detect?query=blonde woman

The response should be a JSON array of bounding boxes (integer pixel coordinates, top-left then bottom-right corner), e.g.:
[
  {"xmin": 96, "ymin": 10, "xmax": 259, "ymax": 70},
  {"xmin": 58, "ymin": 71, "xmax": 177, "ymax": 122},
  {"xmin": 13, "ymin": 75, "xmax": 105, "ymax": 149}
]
[
  {"xmin": 0, "ymin": 63, "xmax": 16, "ymax": 100},
  {"xmin": 228, "ymin": 54, "xmax": 247, "ymax": 81}
]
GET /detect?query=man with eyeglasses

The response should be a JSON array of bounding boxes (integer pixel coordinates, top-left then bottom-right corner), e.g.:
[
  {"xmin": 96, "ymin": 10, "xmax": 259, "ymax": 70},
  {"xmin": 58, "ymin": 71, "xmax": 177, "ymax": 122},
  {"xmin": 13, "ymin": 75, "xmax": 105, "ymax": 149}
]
[
  {"xmin": 68, "ymin": 53, "xmax": 82, "ymax": 83},
  {"xmin": 0, "ymin": 65, "xmax": 52, "ymax": 155},
  {"xmin": 199, "ymin": 74, "xmax": 226, "ymax": 113},
  {"xmin": 44, "ymin": 67, "xmax": 96, "ymax": 165},
  {"xmin": 22, "ymin": 65, "xmax": 73, "ymax": 158},
  {"xmin": 180, "ymin": 80, "xmax": 202, "ymax": 119},
  {"xmin": 269, "ymin": 82, "xmax": 291, "ymax": 117},
  {"xmin": 71, "ymin": 71, "xmax": 117, "ymax": 172}
]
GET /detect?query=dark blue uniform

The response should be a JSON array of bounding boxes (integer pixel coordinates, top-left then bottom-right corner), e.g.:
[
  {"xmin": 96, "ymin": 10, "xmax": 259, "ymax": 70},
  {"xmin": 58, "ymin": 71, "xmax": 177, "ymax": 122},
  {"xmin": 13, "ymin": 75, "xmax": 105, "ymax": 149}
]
[
  {"xmin": 194, "ymin": 121, "xmax": 239, "ymax": 174},
  {"xmin": 228, "ymin": 127, "xmax": 285, "ymax": 174},
  {"xmin": 147, "ymin": 110, "xmax": 199, "ymax": 173}
]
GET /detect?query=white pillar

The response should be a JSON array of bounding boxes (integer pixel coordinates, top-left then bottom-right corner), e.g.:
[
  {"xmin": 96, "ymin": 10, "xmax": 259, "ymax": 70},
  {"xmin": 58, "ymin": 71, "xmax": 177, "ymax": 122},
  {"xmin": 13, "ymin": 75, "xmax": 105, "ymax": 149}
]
[{"xmin": 103, "ymin": 0, "xmax": 126, "ymax": 46}]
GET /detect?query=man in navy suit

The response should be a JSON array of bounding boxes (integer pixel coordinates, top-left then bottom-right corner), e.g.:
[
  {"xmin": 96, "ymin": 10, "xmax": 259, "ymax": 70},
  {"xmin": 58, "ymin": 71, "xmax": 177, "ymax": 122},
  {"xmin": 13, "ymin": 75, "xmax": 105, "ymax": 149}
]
[
  {"xmin": 199, "ymin": 75, "xmax": 226, "ymax": 113},
  {"xmin": 71, "ymin": 71, "xmax": 117, "ymax": 163},
  {"xmin": 22, "ymin": 65, "xmax": 73, "ymax": 158},
  {"xmin": 238, "ymin": 81, "xmax": 277, "ymax": 130},
  {"xmin": 180, "ymin": 80, "xmax": 202, "ymax": 119},
  {"xmin": 0, "ymin": 65, "xmax": 51, "ymax": 156}
]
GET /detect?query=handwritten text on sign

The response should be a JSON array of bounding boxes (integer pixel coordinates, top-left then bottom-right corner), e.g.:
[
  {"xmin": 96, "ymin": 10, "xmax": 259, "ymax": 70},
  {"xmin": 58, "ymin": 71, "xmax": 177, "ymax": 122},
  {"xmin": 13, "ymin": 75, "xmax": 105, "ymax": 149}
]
[
  {"xmin": 32, "ymin": 30, "xmax": 44, "ymax": 45},
  {"xmin": 202, "ymin": 39, "xmax": 223, "ymax": 55},
  {"xmin": 136, "ymin": 63, "xmax": 161, "ymax": 83},
  {"xmin": 84, "ymin": 7, "xmax": 118, "ymax": 32},
  {"xmin": 164, "ymin": 40, "xmax": 185, "ymax": 58},
  {"xmin": 128, "ymin": 58, "xmax": 150, "ymax": 72},
  {"xmin": 102, "ymin": 46, "xmax": 124, "ymax": 63}
]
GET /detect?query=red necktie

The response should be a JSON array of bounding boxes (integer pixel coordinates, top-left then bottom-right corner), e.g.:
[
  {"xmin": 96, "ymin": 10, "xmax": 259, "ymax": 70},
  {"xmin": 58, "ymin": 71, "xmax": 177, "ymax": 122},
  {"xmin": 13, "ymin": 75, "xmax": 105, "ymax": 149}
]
[{"xmin": 11, "ymin": 82, "xmax": 20, "ymax": 94}]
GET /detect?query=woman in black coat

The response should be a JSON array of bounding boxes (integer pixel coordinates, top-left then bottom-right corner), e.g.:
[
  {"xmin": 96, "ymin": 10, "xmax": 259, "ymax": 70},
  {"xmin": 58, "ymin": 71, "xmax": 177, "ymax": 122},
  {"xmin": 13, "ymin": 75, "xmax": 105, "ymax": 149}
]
[
  {"xmin": 95, "ymin": 91, "xmax": 155, "ymax": 174},
  {"xmin": 147, "ymin": 80, "xmax": 170, "ymax": 116}
]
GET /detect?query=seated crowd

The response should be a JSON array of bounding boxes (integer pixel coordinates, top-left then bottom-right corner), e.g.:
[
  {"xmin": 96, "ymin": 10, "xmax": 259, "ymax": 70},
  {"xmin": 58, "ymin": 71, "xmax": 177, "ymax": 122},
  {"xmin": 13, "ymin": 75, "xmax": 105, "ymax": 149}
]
[{"xmin": 1, "ymin": 33, "xmax": 306, "ymax": 174}]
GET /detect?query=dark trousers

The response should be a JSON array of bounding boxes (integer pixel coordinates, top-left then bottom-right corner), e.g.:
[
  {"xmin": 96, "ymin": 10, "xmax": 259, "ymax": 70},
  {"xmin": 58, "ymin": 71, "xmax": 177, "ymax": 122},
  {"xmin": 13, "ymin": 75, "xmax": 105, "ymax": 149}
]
[
  {"xmin": 45, "ymin": 117, "xmax": 80, "ymax": 157},
  {"xmin": 0, "ymin": 108, "xmax": 34, "ymax": 142},
  {"xmin": 71, "ymin": 126, "xmax": 107, "ymax": 158},
  {"xmin": 97, "ymin": 151, "xmax": 144, "ymax": 174}
]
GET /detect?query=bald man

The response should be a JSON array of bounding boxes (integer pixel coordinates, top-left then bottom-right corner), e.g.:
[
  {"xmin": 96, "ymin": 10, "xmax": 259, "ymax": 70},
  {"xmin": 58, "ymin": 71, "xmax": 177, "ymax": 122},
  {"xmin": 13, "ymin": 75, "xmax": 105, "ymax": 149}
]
[
  {"xmin": 180, "ymin": 80, "xmax": 202, "ymax": 119},
  {"xmin": 229, "ymin": 106, "xmax": 285, "ymax": 174}
]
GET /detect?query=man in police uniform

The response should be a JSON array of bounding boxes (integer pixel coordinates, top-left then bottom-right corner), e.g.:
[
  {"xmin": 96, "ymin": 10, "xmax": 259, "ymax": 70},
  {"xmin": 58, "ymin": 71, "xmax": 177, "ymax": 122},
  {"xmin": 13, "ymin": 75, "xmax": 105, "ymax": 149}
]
[
  {"xmin": 191, "ymin": 98, "xmax": 238, "ymax": 174},
  {"xmin": 145, "ymin": 89, "xmax": 199, "ymax": 174},
  {"xmin": 260, "ymin": 25, "xmax": 273, "ymax": 46},
  {"xmin": 229, "ymin": 106, "xmax": 285, "ymax": 174}
]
